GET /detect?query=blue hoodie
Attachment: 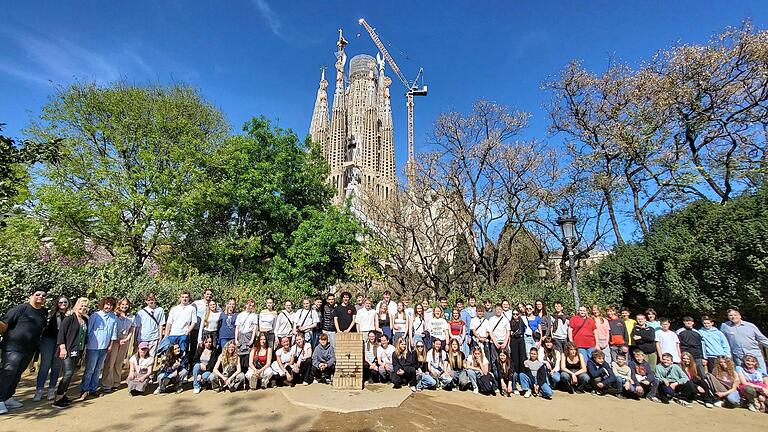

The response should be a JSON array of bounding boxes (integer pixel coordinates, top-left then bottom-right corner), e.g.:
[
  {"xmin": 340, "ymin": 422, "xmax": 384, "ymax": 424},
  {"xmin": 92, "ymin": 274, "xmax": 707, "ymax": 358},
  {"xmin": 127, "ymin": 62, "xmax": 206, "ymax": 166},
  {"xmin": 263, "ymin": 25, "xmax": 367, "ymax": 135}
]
[{"xmin": 699, "ymin": 326, "xmax": 731, "ymax": 358}]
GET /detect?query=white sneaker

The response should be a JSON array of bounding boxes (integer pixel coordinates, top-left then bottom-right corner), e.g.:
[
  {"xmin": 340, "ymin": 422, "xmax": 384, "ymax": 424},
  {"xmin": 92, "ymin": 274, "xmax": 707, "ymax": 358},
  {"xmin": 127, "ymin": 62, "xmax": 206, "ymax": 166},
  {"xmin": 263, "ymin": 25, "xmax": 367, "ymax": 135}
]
[
  {"xmin": 748, "ymin": 403, "xmax": 758, "ymax": 412},
  {"xmin": 32, "ymin": 390, "xmax": 43, "ymax": 402},
  {"xmin": 472, "ymin": 389, "xmax": 479, "ymax": 394},
  {"xmin": 410, "ymin": 386, "xmax": 417, "ymax": 392},
  {"xmin": 47, "ymin": 388, "xmax": 57, "ymax": 401},
  {"xmin": 705, "ymin": 402, "xmax": 714, "ymax": 409},
  {"xmin": 524, "ymin": 390, "xmax": 532, "ymax": 398},
  {"xmin": 0, "ymin": 401, "xmax": 7, "ymax": 415},
  {"xmin": 193, "ymin": 388, "xmax": 201, "ymax": 394},
  {"xmin": 153, "ymin": 388, "xmax": 161, "ymax": 395},
  {"xmin": 4, "ymin": 398, "xmax": 23, "ymax": 409},
  {"xmin": 713, "ymin": 401, "xmax": 724, "ymax": 408}
]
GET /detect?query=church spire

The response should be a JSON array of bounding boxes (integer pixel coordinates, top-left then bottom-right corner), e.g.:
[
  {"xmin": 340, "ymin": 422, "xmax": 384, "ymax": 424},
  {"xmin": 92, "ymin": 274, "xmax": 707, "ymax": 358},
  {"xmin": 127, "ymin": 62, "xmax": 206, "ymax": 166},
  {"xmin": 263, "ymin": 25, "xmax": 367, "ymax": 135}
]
[{"xmin": 309, "ymin": 66, "xmax": 330, "ymax": 158}]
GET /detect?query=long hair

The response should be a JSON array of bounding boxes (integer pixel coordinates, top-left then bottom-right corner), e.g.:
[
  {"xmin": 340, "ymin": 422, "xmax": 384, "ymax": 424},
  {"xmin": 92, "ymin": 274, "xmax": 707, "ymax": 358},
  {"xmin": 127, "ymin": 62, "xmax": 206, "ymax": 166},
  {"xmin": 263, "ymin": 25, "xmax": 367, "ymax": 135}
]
[
  {"xmin": 714, "ymin": 356, "xmax": 736, "ymax": 380},
  {"xmin": 50, "ymin": 296, "xmax": 70, "ymax": 318},
  {"xmin": 221, "ymin": 340, "xmax": 239, "ymax": 368},
  {"xmin": 680, "ymin": 352, "xmax": 699, "ymax": 379},
  {"xmin": 448, "ymin": 338, "xmax": 462, "ymax": 370},
  {"xmin": 394, "ymin": 336, "xmax": 408, "ymax": 358},
  {"xmin": 203, "ymin": 300, "xmax": 214, "ymax": 328}
]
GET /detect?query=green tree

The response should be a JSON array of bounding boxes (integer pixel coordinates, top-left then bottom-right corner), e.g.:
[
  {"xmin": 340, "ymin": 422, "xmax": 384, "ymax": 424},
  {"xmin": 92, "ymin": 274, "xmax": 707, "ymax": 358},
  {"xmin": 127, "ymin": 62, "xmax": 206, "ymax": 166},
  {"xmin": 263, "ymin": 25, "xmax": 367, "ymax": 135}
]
[
  {"xmin": 175, "ymin": 117, "xmax": 333, "ymax": 276},
  {"xmin": 583, "ymin": 187, "xmax": 768, "ymax": 326},
  {"xmin": 28, "ymin": 82, "xmax": 228, "ymax": 269}
]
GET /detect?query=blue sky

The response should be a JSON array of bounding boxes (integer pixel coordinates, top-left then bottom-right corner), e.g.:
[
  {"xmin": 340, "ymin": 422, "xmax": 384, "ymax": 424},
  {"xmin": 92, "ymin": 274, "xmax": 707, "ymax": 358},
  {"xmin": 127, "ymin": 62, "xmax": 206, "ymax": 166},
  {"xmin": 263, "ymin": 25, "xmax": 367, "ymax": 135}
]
[{"xmin": 2, "ymin": 1, "xmax": 766, "ymax": 204}]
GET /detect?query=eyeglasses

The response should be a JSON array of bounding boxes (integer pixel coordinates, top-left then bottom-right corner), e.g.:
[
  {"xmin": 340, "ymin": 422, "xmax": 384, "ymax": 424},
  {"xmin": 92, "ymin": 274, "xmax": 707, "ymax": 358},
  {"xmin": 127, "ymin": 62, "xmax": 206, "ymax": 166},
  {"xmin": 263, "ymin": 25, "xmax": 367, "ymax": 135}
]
[
  {"xmin": 416, "ymin": 345, "xmax": 424, "ymax": 348},
  {"xmin": 58, "ymin": 301, "xmax": 69, "ymax": 304}
]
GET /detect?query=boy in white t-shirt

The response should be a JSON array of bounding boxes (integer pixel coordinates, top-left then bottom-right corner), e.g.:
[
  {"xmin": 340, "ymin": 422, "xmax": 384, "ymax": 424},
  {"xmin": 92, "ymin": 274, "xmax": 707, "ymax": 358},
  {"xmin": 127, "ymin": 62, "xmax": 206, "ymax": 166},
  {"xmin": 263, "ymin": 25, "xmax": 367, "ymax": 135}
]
[{"xmin": 655, "ymin": 318, "xmax": 682, "ymax": 363}]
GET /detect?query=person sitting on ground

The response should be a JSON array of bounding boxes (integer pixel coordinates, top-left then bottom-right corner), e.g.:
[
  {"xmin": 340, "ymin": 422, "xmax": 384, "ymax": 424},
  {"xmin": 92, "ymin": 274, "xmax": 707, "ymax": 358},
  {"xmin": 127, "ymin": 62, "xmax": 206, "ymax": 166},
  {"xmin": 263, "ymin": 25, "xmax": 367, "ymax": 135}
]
[
  {"xmin": 292, "ymin": 334, "xmax": 313, "ymax": 385},
  {"xmin": 520, "ymin": 347, "xmax": 552, "ymax": 399},
  {"xmin": 191, "ymin": 336, "xmax": 218, "ymax": 393},
  {"xmin": 392, "ymin": 337, "xmax": 417, "ymax": 391},
  {"xmin": 628, "ymin": 349, "xmax": 660, "ymax": 402},
  {"xmin": 560, "ymin": 342, "xmax": 589, "ymax": 393},
  {"xmin": 680, "ymin": 351, "xmax": 716, "ymax": 408},
  {"xmin": 246, "ymin": 334, "xmax": 273, "ymax": 390},
  {"xmin": 655, "ymin": 352, "xmax": 696, "ymax": 407},
  {"xmin": 412, "ymin": 340, "xmax": 435, "ymax": 391},
  {"xmin": 496, "ymin": 350, "xmax": 515, "ymax": 397},
  {"xmin": 447, "ymin": 338, "xmax": 466, "ymax": 391},
  {"xmin": 611, "ymin": 353, "xmax": 634, "ymax": 398},
  {"xmin": 736, "ymin": 353, "xmax": 768, "ymax": 412},
  {"xmin": 539, "ymin": 337, "xmax": 562, "ymax": 389},
  {"xmin": 377, "ymin": 334, "xmax": 396, "ymax": 383},
  {"xmin": 312, "ymin": 333, "xmax": 336, "ymax": 384},
  {"xmin": 706, "ymin": 355, "xmax": 741, "ymax": 407},
  {"xmin": 271, "ymin": 336, "xmax": 297, "ymax": 386},
  {"xmin": 127, "ymin": 341, "xmax": 154, "ymax": 396},
  {"xmin": 154, "ymin": 343, "xmax": 188, "ymax": 394},
  {"xmin": 587, "ymin": 350, "xmax": 619, "ymax": 396},
  {"xmin": 427, "ymin": 339, "xmax": 452, "ymax": 389},
  {"xmin": 363, "ymin": 330, "xmax": 380, "ymax": 384},
  {"xmin": 465, "ymin": 346, "xmax": 496, "ymax": 395},
  {"xmin": 211, "ymin": 340, "xmax": 245, "ymax": 392}
]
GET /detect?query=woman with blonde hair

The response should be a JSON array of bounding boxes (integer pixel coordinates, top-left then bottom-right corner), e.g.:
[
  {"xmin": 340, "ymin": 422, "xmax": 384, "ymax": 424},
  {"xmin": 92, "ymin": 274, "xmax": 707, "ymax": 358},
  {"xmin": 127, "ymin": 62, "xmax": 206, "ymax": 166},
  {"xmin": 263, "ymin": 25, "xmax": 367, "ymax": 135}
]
[
  {"xmin": 391, "ymin": 302, "xmax": 409, "ymax": 347},
  {"xmin": 447, "ymin": 338, "xmax": 466, "ymax": 391},
  {"xmin": 52, "ymin": 297, "xmax": 89, "ymax": 409},
  {"xmin": 591, "ymin": 305, "xmax": 611, "ymax": 361},
  {"xmin": 198, "ymin": 299, "xmax": 221, "ymax": 349},
  {"xmin": 102, "ymin": 297, "xmax": 135, "ymax": 392},
  {"xmin": 391, "ymin": 336, "xmax": 417, "ymax": 390},
  {"xmin": 707, "ymin": 355, "xmax": 741, "ymax": 407},
  {"xmin": 211, "ymin": 340, "xmax": 245, "ymax": 392},
  {"xmin": 375, "ymin": 302, "xmax": 392, "ymax": 341},
  {"xmin": 246, "ymin": 334, "xmax": 273, "ymax": 389}
]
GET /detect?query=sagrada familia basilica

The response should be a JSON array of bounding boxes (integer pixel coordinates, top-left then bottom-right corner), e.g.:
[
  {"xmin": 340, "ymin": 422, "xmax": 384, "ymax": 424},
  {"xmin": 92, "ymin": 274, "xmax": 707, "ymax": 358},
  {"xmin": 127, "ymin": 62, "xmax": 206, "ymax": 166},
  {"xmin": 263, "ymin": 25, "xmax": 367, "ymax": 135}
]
[{"xmin": 309, "ymin": 29, "xmax": 397, "ymax": 205}]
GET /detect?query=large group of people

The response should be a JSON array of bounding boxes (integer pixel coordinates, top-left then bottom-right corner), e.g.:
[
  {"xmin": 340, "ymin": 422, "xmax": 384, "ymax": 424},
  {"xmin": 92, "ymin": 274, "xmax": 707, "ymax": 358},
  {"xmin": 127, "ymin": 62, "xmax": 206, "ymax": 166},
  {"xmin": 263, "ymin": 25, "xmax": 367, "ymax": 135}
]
[{"xmin": 1, "ymin": 288, "xmax": 767, "ymax": 415}]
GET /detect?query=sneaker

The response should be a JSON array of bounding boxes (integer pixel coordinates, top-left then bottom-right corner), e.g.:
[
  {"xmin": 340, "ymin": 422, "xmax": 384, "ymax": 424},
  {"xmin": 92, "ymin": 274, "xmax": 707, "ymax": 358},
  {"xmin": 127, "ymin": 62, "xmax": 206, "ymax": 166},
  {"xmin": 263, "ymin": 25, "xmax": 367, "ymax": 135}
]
[
  {"xmin": 451, "ymin": 387, "xmax": 457, "ymax": 392},
  {"xmin": 748, "ymin": 403, "xmax": 758, "ymax": 412},
  {"xmin": 0, "ymin": 401, "xmax": 7, "ymax": 415},
  {"xmin": 4, "ymin": 398, "xmax": 23, "ymax": 409},
  {"xmin": 153, "ymin": 388, "xmax": 161, "ymax": 395},
  {"xmin": 705, "ymin": 402, "xmax": 714, "ymax": 409},
  {"xmin": 649, "ymin": 396, "xmax": 662, "ymax": 403},
  {"xmin": 524, "ymin": 390, "xmax": 532, "ymax": 398},
  {"xmin": 52, "ymin": 398, "xmax": 70, "ymax": 409},
  {"xmin": 33, "ymin": 389, "xmax": 43, "ymax": 402},
  {"xmin": 47, "ymin": 388, "xmax": 57, "ymax": 401},
  {"xmin": 312, "ymin": 379, "xmax": 319, "ymax": 384},
  {"xmin": 175, "ymin": 387, "xmax": 183, "ymax": 394},
  {"xmin": 410, "ymin": 386, "xmax": 417, "ymax": 392},
  {"xmin": 674, "ymin": 398, "xmax": 692, "ymax": 408},
  {"xmin": 193, "ymin": 388, "xmax": 201, "ymax": 394},
  {"xmin": 713, "ymin": 401, "xmax": 724, "ymax": 408},
  {"xmin": 302, "ymin": 381, "xmax": 309, "ymax": 386},
  {"xmin": 473, "ymin": 389, "xmax": 479, "ymax": 395},
  {"xmin": 101, "ymin": 387, "xmax": 113, "ymax": 394}
]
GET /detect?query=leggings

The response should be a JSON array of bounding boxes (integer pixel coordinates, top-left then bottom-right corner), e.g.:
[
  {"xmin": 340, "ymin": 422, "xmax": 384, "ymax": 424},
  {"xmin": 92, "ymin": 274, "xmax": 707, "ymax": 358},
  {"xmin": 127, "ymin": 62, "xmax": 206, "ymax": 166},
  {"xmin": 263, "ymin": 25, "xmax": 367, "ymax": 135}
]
[
  {"xmin": 509, "ymin": 337, "xmax": 526, "ymax": 375},
  {"xmin": 56, "ymin": 355, "xmax": 79, "ymax": 396}
]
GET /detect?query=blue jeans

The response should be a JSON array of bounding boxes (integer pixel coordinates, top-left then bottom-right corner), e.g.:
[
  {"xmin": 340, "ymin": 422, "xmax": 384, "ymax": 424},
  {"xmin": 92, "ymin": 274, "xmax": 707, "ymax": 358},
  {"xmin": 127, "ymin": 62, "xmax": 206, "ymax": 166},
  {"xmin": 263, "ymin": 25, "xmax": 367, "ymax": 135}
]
[
  {"xmin": 725, "ymin": 391, "xmax": 741, "ymax": 405},
  {"xmin": 81, "ymin": 349, "xmax": 108, "ymax": 393},
  {"xmin": 578, "ymin": 347, "xmax": 596, "ymax": 362},
  {"xmin": 166, "ymin": 335, "xmax": 189, "ymax": 353},
  {"xmin": 520, "ymin": 373, "xmax": 553, "ymax": 398},
  {"xmin": 192, "ymin": 363, "xmax": 212, "ymax": 389},
  {"xmin": 36, "ymin": 336, "xmax": 62, "ymax": 390},
  {"xmin": 417, "ymin": 372, "xmax": 436, "ymax": 389},
  {"xmin": 549, "ymin": 370, "xmax": 561, "ymax": 386},
  {"xmin": 524, "ymin": 335, "xmax": 536, "ymax": 356}
]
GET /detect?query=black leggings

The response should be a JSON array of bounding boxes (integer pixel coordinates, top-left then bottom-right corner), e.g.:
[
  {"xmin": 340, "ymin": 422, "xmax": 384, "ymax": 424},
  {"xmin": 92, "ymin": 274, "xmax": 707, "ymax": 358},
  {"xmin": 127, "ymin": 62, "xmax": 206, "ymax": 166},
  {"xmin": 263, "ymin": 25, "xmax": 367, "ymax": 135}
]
[
  {"xmin": 56, "ymin": 355, "xmax": 79, "ymax": 396},
  {"xmin": 509, "ymin": 337, "xmax": 526, "ymax": 374},
  {"xmin": 391, "ymin": 367, "xmax": 417, "ymax": 387}
]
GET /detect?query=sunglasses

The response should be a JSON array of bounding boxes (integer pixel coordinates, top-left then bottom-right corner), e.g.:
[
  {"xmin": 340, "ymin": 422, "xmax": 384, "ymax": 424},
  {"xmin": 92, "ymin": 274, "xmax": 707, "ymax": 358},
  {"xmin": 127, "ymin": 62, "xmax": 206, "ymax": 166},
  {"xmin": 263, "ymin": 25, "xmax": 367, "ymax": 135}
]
[
  {"xmin": 59, "ymin": 301, "xmax": 69, "ymax": 304},
  {"xmin": 140, "ymin": 347, "xmax": 149, "ymax": 351},
  {"xmin": 34, "ymin": 293, "xmax": 47, "ymax": 297},
  {"xmin": 416, "ymin": 345, "xmax": 424, "ymax": 348}
]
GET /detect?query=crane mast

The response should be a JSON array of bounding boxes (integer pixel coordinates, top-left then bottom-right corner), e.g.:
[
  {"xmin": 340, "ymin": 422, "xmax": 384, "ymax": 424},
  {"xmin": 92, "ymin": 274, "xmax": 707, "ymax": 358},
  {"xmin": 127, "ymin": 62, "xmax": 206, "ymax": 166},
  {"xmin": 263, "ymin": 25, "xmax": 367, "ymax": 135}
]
[{"xmin": 358, "ymin": 18, "xmax": 427, "ymax": 185}]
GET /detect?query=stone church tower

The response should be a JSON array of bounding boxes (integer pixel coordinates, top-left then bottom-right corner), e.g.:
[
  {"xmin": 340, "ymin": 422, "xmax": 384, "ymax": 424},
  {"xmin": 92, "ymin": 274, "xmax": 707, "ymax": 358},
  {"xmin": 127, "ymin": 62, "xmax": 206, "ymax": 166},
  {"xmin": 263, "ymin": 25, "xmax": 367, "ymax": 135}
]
[{"xmin": 309, "ymin": 29, "xmax": 396, "ymax": 206}]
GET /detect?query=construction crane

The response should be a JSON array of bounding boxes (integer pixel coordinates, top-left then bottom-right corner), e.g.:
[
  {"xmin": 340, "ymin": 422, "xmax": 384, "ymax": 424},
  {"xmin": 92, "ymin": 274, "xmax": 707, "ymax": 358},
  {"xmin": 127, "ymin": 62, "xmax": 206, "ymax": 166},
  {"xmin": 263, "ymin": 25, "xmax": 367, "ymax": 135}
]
[{"xmin": 358, "ymin": 18, "xmax": 427, "ymax": 184}]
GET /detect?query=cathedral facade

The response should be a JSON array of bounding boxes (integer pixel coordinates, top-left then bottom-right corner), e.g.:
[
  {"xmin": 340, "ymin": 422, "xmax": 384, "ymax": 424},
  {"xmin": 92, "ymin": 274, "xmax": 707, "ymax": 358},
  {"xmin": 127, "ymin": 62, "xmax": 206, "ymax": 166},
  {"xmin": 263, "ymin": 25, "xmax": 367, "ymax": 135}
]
[{"xmin": 309, "ymin": 30, "xmax": 396, "ymax": 205}]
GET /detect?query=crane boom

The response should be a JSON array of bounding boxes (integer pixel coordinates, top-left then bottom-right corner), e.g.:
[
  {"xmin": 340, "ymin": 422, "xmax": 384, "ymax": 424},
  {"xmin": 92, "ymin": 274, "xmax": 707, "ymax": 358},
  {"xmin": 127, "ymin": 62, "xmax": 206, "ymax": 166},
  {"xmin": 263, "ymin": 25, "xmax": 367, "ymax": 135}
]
[
  {"xmin": 358, "ymin": 19, "xmax": 410, "ymax": 90},
  {"xmin": 358, "ymin": 18, "xmax": 427, "ymax": 186}
]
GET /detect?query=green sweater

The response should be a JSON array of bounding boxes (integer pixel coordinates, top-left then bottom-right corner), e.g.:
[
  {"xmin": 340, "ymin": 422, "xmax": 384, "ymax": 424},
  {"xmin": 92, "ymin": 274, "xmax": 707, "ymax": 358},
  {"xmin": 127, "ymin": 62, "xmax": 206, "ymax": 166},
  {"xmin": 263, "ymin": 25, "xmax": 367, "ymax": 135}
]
[{"xmin": 654, "ymin": 363, "xmax": 688, "ymax": 384}]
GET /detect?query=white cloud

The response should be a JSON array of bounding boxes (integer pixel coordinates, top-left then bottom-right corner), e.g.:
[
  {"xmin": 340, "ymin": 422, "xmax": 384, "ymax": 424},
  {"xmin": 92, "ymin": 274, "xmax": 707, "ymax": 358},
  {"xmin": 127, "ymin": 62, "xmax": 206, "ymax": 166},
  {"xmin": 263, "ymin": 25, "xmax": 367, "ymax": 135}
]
[{"xmin": 253, "ymin": 0, "xmax": 283, "ymax": 37}]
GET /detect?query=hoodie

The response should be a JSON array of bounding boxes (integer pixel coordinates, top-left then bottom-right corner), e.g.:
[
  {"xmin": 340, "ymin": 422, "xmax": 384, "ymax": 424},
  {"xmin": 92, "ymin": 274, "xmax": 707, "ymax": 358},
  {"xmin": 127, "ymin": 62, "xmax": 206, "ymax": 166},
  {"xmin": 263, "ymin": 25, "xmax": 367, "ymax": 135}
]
[
  {"xmin": 699, "ymin": 326, "xmax": 731, "ymax": 358},
  {"xmin": 312, "ymin": 343, "xmax": 336, "ymax": 368}
]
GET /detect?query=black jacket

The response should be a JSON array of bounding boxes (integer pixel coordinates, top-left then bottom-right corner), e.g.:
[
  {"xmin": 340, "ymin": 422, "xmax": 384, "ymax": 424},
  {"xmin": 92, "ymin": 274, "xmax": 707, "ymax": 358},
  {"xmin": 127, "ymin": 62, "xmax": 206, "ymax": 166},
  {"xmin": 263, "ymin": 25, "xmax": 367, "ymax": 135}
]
[
  {"xmin": 57, "ymin": 314, "xmax": 88, "ymax": 356},
  {"xmin": 393, "ymin": 350, "xmax": 416, "ymax": 372},
  {"xmin": 677, "ymin": 328, "xmax": 703, "ymax": 359},
  {"xmin": 632, "ymin": 325, "xmax": 656, "ymax": 354}
]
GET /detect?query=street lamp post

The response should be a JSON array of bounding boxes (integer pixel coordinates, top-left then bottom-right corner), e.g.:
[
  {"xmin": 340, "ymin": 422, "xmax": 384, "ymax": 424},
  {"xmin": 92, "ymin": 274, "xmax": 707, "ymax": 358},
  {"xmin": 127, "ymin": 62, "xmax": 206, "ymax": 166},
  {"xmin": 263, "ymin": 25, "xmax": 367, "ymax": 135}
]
[{"xmin": 556, "ymin": 209, "xmax": 580, "ymax": 309}]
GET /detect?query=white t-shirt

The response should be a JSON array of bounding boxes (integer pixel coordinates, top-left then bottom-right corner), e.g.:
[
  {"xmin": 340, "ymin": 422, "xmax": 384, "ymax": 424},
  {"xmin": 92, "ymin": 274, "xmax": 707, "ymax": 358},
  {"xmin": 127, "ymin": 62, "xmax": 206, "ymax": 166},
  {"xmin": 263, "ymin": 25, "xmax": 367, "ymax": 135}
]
[
  {"xmin": 405, "ymin": 307, "xmax": 414, "ymax": 319},
  {"xmin": 355, "ymin": 308, "xmax": 378, "ymax": 333},
  {"xmin": 411, "ymin": 315, "xmax": 427, "ymax": 336},
  {"xmin": 427, "ymin": 349, "xmax": 447, "ymax": 371},
  {"xmin": 274, "ymin": 310, "xmax": 296, "ymax": 337},
  {"xmin": 167, "ymin": 304, "xmax": 197, "ymax": 336},
  {"xmin": 429, "ymin": 318, "xmax": 449, "ymax": 340},
  {"xmin": 655, "ymin": 329, "xmax": 681, "ymax": 363},
  {"xmin": 424, "ymin": 309, "xmax": 434, "ymax": 326},
  {"xmin": 294, "ymin": 309, "xmax": 319, "ymax": 331},
  {"xmin": 502, "ymin": 310, "xmax": 514, "ymax": 322},
  {"xmin": 376, "ymin": 300, "xmax": 398, "ymax": 316},
  {"xmin": 236, "ymin": 311, "xmax": 258, "ymax": 334},
  {"xmin": 198, "ymin": 311, "xmax": 221, "ymax": 340},
  {"xmin": 130, "ymin": 355, "xmax": 154, "ymax": 375},
  {"xmin": 470, "ymin": 316, "xmax": 489, "ymax": 339},
  {"xmin": 259, "ymin": 310, "xmax": 277, "ymax": 332},
  {"xmin": 487, "ymin": 315, "xmax": 511, "ymax": 343},
  {"xmin": 277, "ymin": 346, "xmax": 296, "ymax": 364},
  {"xmin": 377, "ymin": 344, "xmax": 396, "ymax": 365}
]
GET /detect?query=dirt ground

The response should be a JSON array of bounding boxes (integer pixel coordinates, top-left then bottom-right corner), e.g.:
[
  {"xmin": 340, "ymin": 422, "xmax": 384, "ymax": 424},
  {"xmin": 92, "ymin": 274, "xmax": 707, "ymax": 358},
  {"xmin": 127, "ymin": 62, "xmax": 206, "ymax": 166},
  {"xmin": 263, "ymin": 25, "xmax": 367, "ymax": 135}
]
[{"xmin": 1, "ymin": 371, "xmax": 765, "ymax": 432}]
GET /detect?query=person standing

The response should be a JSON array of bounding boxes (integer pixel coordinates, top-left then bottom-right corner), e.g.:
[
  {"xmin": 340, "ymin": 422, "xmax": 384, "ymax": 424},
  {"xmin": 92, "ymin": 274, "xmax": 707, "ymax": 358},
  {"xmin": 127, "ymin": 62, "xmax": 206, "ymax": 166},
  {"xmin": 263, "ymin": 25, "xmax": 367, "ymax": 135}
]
[
  {"xmin": 486, "ymin": 304, "xmax": 510, "ymax": 378},
  {"xmin": 274, "ymin": 300, "xmax": 297, "ymax": 347},
  {"xmin": 0, "ymin": 290, "xmax": 48, "ymax": 414},
  {"xmin": 133, "ymin": 293, "xmax": 165, "ymax": 358},
  {"xmin": 568, "ymin": 306, "xmax": 598, "ymax": 361},
  {"xmin": 321, "ymin": 294, "xmax": 337, "ymax": 347},
  {"xmin": 52, "ymin": 298, "xmax": 90, "ymax": 409},
  {"xmin": 33, "ymin": 296, "xmax": 69, "ymax": 402},
  {"xmin": 294, "ymin": 298, "xmax": 319, "ymax": 346},
  {"xmin": 355, "ymin": 298, "xmax": 377, "ymax": 335},
  {"xmin": 606, "ymin": 307, "xmax": 629, "ymax": 363},
  {"xmin": 311, "ymin": 296, "xmax": 323, "ymax": 348},
  {"xmin": 461, "ymin": 296, "xmax": 477, "ymax": 350},
  {"xmin": 80, "ymin": 297, "xmax": 117, "ymax": 398},
  {"xmin": 376, "ymin": 291, "xmax": 398, "ymax": 317},
  {"xmin": 258, "ymin": 298, "xmax": 277, "ymax": 348},
  {"xmin": 677, "ymin": 316, "xmax": 705, "ymax": 375},
  {"xmin": 164, "ymin": 292, "xmax": 196, "ymax": 354},
  {"xmin": 334, "ymin": 291, "xmax": 356, "ymax": 335},
  {"xmin": 655, "ymin": 318, "xmax": 682, "ymax": 364},
  {"xmin": 551, "ymin": 301, "xmax": 569, "ymax": 351},
  {"xmin": 217, "ymin": 298, "xmax": 238, "ymax": 349},
  {"xmin": 197, "ymin": 300, "xmax": 221, "ymax": 349},
  {"xmin": 632, "ymin": 313, "xmax": 658, "ymax": 368},
  {"xmin": 699, "ymin": 315, "xmax": 731, "ymax": 369},
  {"xmin": 354, "ymin": 294, "xmax": 365, "ymax": 313},
  {"xmin": 101, "ymin": 298, "xmax": 135, "ymax": 392},
  {"xmin": 720, "ymin": 308, "xmax": 768, "ymax": 372},
  {"xmin": 190, "ymin": 289, "xmax": 216, "ymax": 359},
  {"xmin": 235, "ymin": 299, "xmax": 258, "ymax": 371}
]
